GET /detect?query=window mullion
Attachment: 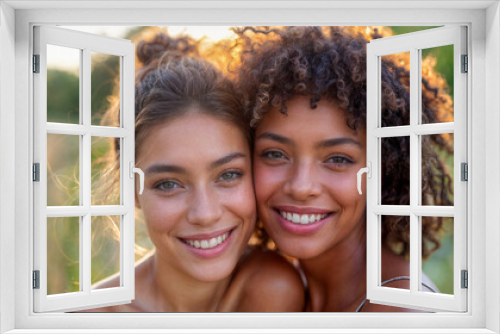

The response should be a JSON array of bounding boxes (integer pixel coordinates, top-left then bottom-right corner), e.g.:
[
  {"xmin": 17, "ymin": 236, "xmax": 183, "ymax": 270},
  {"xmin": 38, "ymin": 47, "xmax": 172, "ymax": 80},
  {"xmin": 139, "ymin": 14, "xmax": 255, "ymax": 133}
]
[
  {"xmin": 82, "ymin": 48, "xmax": 92, "ymax": 295},
  {"xmin": 409, "ymin": 47, "xmax": 421, "ymax": 294},
  {"xmin": 373, "ymin": 205, "xmax": 454, "ymax": 217}
]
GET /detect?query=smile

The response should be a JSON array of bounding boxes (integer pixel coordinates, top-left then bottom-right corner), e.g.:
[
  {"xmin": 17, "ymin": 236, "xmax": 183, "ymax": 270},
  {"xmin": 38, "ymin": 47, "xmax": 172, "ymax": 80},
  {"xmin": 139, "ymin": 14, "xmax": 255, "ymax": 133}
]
[
  {"xmin": 278, "ymin": 211, "xmax": 329, "ymax": 225},
  {"xmin": 182, "ymin": 231, "xmax": 230, "ymax": 250},
  {"xmin": 273, "ymin": 207, "xmax": 333, "ymax": 235}
]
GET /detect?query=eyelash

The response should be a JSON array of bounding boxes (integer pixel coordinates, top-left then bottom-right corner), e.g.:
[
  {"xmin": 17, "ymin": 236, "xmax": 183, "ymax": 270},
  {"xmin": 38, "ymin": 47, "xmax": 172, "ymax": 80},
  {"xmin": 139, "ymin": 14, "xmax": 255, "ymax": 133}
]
[
  {"xmin": 154, "ymin": 179, "xmax": 182, "ymax": 192},
  {"xmin": 153, "ymin": 170, "xmax": 243, "ymax": 192},
  {"xmin": 325, "ymin": 155, "xmax": 353, "ymax": 168},
  {"xmin": 260, "ymin": 150, "xmax": 353, "ymax": 170},
  {"xmin": 218, "ymin": 170, "xmax": 243, "ymax": 183},
  {"xmin": 260, "ymin": 150, "xmax": 287, "ymax": 161}
]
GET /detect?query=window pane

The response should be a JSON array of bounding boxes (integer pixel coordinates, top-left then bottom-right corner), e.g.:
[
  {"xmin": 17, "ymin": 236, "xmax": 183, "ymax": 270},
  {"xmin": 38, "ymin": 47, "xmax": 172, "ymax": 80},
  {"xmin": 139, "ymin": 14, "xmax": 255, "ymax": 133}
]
[
  {"xmin": 47, "ymin": 217, "xmax": 80, "ymax": 295},
  {"xmin": 381, "ymin": 136, "xmax": 410, "ymax": 205},
  {"xmin": 91, "ymin": 52, "xmax": 120, "ymax": 127},
  {"xmin": 421, "ymin": 133, "xmax": 454, "ymax": 206},
  {"xmin": 421, "ymin": 45, "xmax": 454, "ymax": 124},
  {"xmin": 381, "ymin": 52, "xmax": 410, "ymax": 127},
  {"xmin": 91, "ymin": 136, "xmax": 120, "ymax": 205},
  {"xmin": 422, "ymin": 217, "xmax": 454, "ymax": 295},
  {"xmin": 381, "ymin": 215, "xmax": 410, "ymax": 290},
  {"xmin": 47, "ymin": 134, "xmax": 80, "ymax": 206},
  {"xmin": 47, "ymin": 44, "xmax": 80, "ymax": 124},
  {"xmin": 92, "ymin": 216, "xmax": 121, "ymax": 289}
]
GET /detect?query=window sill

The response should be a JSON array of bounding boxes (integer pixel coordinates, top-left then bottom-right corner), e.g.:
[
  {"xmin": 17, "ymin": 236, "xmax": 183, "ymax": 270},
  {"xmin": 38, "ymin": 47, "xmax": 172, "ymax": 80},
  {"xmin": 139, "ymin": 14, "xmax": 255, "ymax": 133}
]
[{"xmin": 2, "ymin": 329, "xmax": 498, "ymax": 334}]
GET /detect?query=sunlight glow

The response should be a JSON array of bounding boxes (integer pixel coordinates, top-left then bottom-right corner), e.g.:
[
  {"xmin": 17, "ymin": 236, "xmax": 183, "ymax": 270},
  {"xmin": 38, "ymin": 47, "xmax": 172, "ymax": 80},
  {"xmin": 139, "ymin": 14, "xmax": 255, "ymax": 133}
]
[{"xmin": 49, "ymin": 26, "xmax": 236, "ymax": 70}]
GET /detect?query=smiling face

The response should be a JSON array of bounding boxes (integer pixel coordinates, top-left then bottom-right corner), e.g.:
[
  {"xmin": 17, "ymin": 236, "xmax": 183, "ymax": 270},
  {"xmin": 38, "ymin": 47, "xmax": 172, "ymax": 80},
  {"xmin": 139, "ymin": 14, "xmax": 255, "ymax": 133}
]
[
  {"xmin": 136, "ymin": 112, "xmax": 256, "ymax": 282},
  {"xmin": 253, "ymin": 96, "xmax": 367, "ymax": 260}
]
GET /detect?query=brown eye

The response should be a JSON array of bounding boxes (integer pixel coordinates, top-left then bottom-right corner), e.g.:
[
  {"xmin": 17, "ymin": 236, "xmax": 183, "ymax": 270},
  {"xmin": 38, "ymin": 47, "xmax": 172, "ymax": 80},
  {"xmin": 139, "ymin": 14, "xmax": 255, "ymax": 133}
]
[{"xmin": 325, "ymin": 156, "xmax": 353, "ymax": 167}]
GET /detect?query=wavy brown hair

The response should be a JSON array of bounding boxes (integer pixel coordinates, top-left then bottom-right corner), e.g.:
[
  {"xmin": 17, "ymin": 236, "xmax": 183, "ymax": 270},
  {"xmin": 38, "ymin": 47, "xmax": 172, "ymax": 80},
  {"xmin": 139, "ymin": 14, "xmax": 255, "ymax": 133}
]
[
  {"xmin": 95, "ymin": 30, "xmax": 250, "ymax": 258},
  {"xmin": 232, "ymin": 26, "xmax": 454, "ymax": 259},
  {"xmin": 132, "ymin": 33, "xmax": 250, "ymax": 160}
]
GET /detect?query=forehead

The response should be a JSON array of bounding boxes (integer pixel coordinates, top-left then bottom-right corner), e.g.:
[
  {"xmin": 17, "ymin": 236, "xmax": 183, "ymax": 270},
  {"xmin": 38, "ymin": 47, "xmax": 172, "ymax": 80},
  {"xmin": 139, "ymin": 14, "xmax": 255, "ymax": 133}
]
[
  {"xmin": 256, "ymin": 96, "xmax": 365, "ymax": 141},
  {"xmin": 137, "ymin": 113, "xmax": 249, "ymax": 164}
]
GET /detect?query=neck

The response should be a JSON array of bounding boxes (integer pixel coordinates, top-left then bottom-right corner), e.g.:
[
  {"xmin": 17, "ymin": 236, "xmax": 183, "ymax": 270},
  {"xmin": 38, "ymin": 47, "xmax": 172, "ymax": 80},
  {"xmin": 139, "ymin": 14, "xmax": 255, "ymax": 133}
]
[
  {"xmin": 300, "ymin": 221, "xmax": 367, "ymax": 312},
  {"xmin": 148, "ymin": 251, "xmax": 232, "ymax": 312}
]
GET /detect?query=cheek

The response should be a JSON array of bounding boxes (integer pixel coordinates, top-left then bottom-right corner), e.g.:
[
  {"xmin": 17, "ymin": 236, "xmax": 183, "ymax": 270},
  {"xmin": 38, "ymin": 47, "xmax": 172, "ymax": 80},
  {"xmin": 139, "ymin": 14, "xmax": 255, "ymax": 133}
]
[
  {"xmin": 223, "ymin": 179, "xmax": 257, "ymax": 227},
  {"xmin": 141, "ymin": 196, "xmax": 181, "ymax": 236},
  {"xmin": 324, "ymin": 170, "xmax": 366, "ymax": 211},
  {"xmin": 253, "ymin": 161, "xmax": 286, "ymax": 204}
]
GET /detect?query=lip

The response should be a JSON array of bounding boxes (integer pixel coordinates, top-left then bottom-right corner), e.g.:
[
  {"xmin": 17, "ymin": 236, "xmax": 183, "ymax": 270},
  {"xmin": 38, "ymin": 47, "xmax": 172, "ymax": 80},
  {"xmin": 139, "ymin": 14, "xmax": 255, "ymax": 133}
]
[
  {"xmin": 274, "ymin": 206, "xmax": 332, "ymax": 215},
  {"xmin": 178, "ymin": 226, "xmax": 235, "ymax": 241},
  {"xmin": 273, "ymin": 206, "xmax": 333, "ymax": 235},
  {"xmin": 178, "ymin": 227, "xmax": 236, "ymax": 259}
]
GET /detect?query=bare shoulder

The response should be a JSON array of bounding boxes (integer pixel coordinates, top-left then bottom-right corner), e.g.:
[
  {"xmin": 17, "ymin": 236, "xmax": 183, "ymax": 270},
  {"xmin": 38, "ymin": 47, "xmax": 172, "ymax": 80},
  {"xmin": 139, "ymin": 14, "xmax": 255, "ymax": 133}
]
[
  {"xmin": 231, "ymin": 247, "xmax": 305, "ymax": 312},
  {"xmin": 77, "ymin": 253, "xmax": 156, "ymax": 313}
]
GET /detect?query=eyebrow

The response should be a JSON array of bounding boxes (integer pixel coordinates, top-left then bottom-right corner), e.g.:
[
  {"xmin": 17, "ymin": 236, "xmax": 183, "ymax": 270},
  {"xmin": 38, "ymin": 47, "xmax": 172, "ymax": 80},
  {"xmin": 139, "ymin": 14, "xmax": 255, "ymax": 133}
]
[
  {"xmin": 144, "ymin": 152, "xmax": 246, "ymax": 176},
  {"xmin": 256, "ymin": 132, "xmax": 362, "ymax": 148},
  {"xmin": 255, "ymin": 132, "xmax": 293, "ymax": 146},
  {"xmin": 145, "ymin": 164, "xmax": 186, "ymax": 175},
  {"xmin": 316, "ymin": 137, "xmax": 362, "ymax": 149},
  {"xmin": 209, "ymin": 152, "xmax": 246, "ymax": 170}
]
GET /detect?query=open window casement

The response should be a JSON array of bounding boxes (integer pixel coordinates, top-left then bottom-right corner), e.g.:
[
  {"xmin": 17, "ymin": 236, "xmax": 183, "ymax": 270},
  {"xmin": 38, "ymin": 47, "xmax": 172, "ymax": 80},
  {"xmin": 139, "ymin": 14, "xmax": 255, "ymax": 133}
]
[
  {"xmin": 365, "ymin": 26, "xmax": 467, "ymax": 312},
  {"xmin": 33, "ymin": 26, "xmax": 136, "ymax": 312}
]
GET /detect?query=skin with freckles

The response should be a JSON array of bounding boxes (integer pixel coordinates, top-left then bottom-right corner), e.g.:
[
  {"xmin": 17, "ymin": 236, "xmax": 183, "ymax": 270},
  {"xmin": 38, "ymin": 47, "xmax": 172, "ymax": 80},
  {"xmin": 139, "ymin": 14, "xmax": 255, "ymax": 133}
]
[
  {"xmin": 254, "ymin": 96, "xmax": 434, "ymax": 312},
  {"xmin": 82, "ymin": 112, "xmax": 304, "ymax": 312}
]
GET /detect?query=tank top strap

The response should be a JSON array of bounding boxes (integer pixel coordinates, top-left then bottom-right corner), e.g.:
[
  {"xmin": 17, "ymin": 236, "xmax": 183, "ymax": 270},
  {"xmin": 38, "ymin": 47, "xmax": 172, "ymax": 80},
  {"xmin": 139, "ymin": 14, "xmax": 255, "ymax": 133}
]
[
  {"xmin": 355, "ymin": 276, "xmax": 438, "ymax": 312},
  {"xmin": 292, "ymin": 261, "xmax": 310, "ymax": 311}
]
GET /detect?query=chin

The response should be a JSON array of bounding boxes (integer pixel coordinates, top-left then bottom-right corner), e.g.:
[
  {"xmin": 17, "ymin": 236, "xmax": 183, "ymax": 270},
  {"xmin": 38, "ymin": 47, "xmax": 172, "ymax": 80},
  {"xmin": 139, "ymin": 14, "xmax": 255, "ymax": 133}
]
[
  {"xmin": 189, "ymin": 259, "xmax": 238, "ymax": 283},
  {"xmin": 274, "ymin": 236, "xmax": 326, "ymax": 260}
]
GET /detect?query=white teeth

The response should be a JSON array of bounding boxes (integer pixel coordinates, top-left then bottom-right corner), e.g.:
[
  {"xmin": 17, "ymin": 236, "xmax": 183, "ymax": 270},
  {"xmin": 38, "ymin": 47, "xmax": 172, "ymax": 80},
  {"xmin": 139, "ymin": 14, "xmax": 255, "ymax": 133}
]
[
  {"xmin": 209, "ymin": 238, "xmax": 217, "ymax": 247},
  {"xmin": 279, "ymin": 211, "xmax": 329, "ymax": 225},
  {"xmin": 184, "ymin": 231, "xmax": 230, "ymax": 249}
]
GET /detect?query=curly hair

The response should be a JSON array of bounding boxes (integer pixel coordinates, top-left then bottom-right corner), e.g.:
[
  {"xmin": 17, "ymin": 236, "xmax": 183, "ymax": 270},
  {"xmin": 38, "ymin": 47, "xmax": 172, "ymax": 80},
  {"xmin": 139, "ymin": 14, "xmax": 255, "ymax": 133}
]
[{"xmin": 233, "ymin": 26, "xmax": 454, "ymax": 260}]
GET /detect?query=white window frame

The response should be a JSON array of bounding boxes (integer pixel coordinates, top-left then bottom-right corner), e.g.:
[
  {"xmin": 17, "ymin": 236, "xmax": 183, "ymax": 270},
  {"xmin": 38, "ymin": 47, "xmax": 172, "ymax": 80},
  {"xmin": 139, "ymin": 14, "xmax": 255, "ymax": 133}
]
[
  {"xmin": 1, "ymin": 1, "xmax": 499, "ymax": 333},
  {"xmin": 33, "ymin": 25, "xmax": 136, "ymax": 313},
  {"xmin": 366, "ymin": 26, "xmax": 467, "ymax": 312}
]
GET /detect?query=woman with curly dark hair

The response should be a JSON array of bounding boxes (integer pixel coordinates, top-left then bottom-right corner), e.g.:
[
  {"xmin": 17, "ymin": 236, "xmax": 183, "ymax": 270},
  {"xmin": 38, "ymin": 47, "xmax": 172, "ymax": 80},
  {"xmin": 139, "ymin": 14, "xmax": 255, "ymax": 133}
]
[
  {"xmin": 233, "ymin": 26, "xmax": 453, "ymax": 312},
  {"xmin": 82, "ymin": 31, "xmax": 304, "ymax": 312}
]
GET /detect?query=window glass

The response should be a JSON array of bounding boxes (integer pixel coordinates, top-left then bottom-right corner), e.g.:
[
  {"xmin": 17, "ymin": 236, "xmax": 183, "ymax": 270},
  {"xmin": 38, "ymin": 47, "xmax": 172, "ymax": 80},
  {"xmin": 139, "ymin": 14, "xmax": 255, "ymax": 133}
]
[
  {"xmin": 91, "ymin": 52, "xmax": 120, "ymax": 127},
  {"xmin": 47, "ymin": 216, "xmax": 80, "ymax": 295},
  {"xmin": 47, "ymin": 44, "xmax": 80, "ymax": 124}
]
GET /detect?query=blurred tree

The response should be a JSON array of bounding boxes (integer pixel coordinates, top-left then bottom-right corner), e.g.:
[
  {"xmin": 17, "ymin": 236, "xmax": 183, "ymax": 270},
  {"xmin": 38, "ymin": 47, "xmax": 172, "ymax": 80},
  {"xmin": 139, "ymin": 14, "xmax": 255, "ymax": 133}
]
[{"xmin": 47, "ymin": 69, "xmax": 79, "ymax": 123}]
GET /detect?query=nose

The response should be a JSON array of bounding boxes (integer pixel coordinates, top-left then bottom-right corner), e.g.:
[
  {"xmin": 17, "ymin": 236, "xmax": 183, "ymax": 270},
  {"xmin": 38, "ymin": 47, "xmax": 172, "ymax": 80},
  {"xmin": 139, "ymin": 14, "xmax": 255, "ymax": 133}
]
[
  {"xmin": 186, "ymin": 186, "xmax": 223, "ymax": 226},
  {"xmin": 283, "ymin": 160, "xmax": 321, "ymax": 201}
]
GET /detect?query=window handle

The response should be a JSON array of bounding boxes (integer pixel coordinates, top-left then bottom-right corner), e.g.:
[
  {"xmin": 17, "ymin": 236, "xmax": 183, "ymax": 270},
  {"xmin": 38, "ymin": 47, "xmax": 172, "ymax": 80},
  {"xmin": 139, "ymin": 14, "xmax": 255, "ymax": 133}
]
[
  {"xmin": 357, "ymin": 162, "xmax": 371, "ymax": 195},
  {"xmin": 129, "ymin": 162, "xmax": 144, "ymax": 195}
]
